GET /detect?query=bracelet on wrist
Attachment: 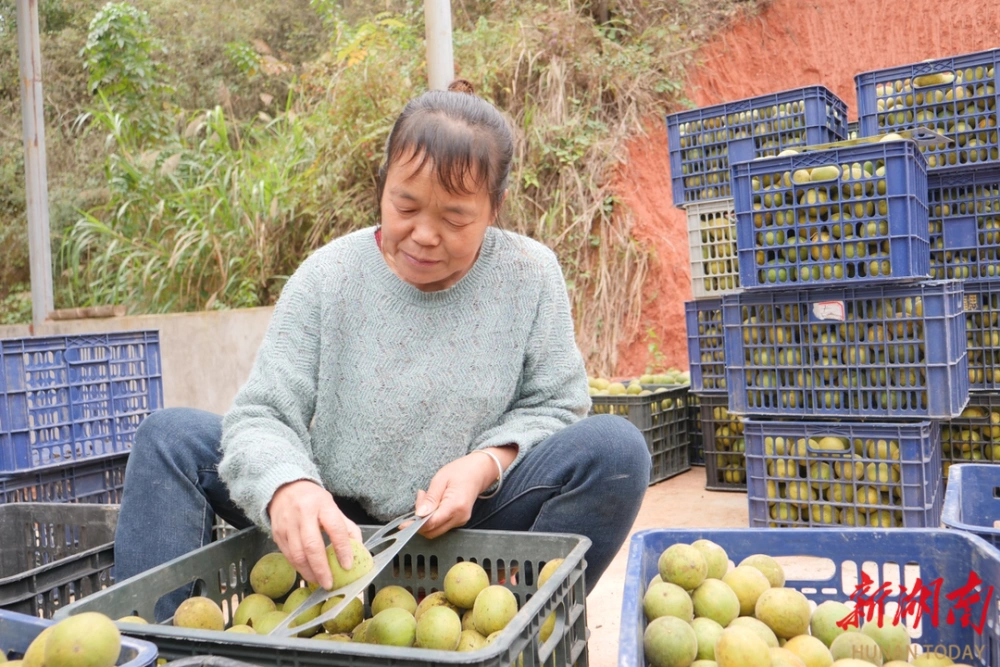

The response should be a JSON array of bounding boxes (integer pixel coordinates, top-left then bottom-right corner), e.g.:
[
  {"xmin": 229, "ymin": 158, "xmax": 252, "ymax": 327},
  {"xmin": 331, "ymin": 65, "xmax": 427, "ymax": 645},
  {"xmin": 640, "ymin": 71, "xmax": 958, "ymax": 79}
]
[{"xmin": 472, "ymin": 449, "xmax": 504, "ymax": 500}]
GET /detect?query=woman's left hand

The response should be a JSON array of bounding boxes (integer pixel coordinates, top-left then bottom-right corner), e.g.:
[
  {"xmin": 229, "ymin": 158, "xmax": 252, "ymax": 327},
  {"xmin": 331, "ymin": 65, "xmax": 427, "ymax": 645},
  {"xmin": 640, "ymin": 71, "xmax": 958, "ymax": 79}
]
[{"xmin": 415, "ymin": 447, "xmax": 514, "ymax": 539}]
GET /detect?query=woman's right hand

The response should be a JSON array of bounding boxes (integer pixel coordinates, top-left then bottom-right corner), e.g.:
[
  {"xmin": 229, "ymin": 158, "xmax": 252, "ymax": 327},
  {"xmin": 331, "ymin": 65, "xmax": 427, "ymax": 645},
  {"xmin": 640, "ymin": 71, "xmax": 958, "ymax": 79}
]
[{"xmin": 267, "ymin": 480, "xmax": 363, "ymax": 590}]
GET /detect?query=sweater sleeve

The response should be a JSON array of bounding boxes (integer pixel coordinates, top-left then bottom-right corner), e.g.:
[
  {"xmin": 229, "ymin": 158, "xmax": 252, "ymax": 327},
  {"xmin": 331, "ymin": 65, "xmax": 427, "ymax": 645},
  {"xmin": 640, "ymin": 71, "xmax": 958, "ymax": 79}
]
[
  {"xmin": 470, "ymin": 250, "xmax": 592, "ymax": 471},
  {"xmin": 218, "ymin": 258, "xmax": 325, "ymax": 529}
]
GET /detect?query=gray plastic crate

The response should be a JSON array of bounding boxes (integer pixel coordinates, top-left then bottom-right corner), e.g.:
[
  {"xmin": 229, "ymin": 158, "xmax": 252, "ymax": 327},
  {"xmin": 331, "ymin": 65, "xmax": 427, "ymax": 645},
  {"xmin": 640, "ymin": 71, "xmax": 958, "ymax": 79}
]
[
  {"xmin": 54, "ymin": 526, "xmax": 590, "ymax": 667},
  {"xmin": 0, "ymin": 503, "xmax": 117, "ymax": 618}
]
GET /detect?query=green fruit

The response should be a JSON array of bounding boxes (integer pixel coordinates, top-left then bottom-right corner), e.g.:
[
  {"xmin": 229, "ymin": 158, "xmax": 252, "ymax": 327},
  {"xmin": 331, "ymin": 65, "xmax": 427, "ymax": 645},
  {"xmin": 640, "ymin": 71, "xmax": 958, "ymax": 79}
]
[
  {"xmin": 771, "ymin": 646, "xmax": 807, "ymax": 667},
  {"xmin": 174, "ymin": 597, "xmax": 225, "ymax": 631},
  {"xmin": 444, "ymin": 562, "xmax": 490, "ymax": 609},
  {"xmin": 326, "ymin": 539, "xmax": 374, "ymax": 590},
  {"xmin": 45, "ymin": 613, "xmax": 121, "ymax": 667},
  {"xmin": 233, "ymin": 593, "xmax": 276, "ymax": 628},
  {"xmin": 457, "ymin": 629, "xmax": 488, "ymax": 651},
  {"xmin": 368, "ymin": 608, "xmax": 417, "ymax": 647},
  {"xmin": 537, "ymin": 558, "xmax": 564, "ymax": 587},
  {"xmin": 728, "ymin": 616, "xmax": 779, "ymax": 648},
  {"xmin": 830, "ymin": 631, "xmax": 883, "ymax": 665},
  {"xmin": 415, "ymin": 591, "xmax": 461, "ymax": 621},
  {"xmin": 755, "ymin": 588, "xmax": 811, "ymax": 639},
  {"xmin": 810, "ymin": 601, "xmax": 855, "ymax": 647},
  {"xmin": 415, "ymin": 605, "xmax": 462, "ymax": 650},
  {"xmin": 861, "ymin": 621, "xmax": 910, "ymax": 662},
  {"xmin": 643, "ymin": 581, "xmax": 694, "ymax": 622},
  {"xmin": 473, "ymin": 585, "xmax": 518, "ymax": 636},
  {"xmin": 739, "ymin": 554, "xmax": 785, "ymax": 587},
  {"xmin": 226, "ymin": 625, "xmax": 256, "ymax": 633},
  {"xmin": 643, "ymin": 616, "xmax": 699, "ymax": 667},
  {"xmin": 461, "ymin": 609, "xmax": 476, "ymax": 632},
  {"xmin": 691, "ymin": 578, "xmax": 740, "ymax": 627},
  {"xmin": 115, "ymin": 616, "xmax": 147, "ymax": 625},
  {"xmin": 320, "ymin": 595, "xmax": 364, "ymax": 634},
  {"xmin": 312, "ymin": 633, "xmax": 350, "ymax": 641},
  {"xmin": 691, "ymin": 616, "xmax": 725, "ymax": 660},
  {"xmin": 352, "ymin": 618, "xmax": 372, "ymax": 643},
  {"xmin": 659, "ymin": 544, "xmax": 709, "ymax": 590},
  {"xmin": 691, "ymin": 540, "xmax": 729, "ymax": 579},
  {"xmin": 250, "ymin": 552, "xmax": 296, "ymax": 600},
  {"xmin": 372, "ymin": 585, "xmax": 418, "ymax": 617},
  {"xmin": 285, "ymin": 587, "xmax": 322, "ymax": 637},
  {"xmin": 714, "ymin": 626, "xmax": 772, "ymax": 667},
  {"xmin": 722, "ymin": 565, "xmax": 771, "ymax": 616},
  {"xmin": 22, "ymin": 626, "xmax": 54, "ymax": 667},
  {"xmin": 254, "ymin": 611, "xmax": 290, "ymax": 635},
  {"xmin": 783, "ymin": 634, "xmax": 834, "ymax": 667}
]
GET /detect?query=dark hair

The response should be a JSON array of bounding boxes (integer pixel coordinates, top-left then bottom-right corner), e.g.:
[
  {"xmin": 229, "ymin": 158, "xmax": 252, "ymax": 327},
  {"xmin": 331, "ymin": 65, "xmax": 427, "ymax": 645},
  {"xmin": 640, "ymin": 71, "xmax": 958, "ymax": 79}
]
[{"xmin": 376, "ymin": 79, "xmax": 514, "ymax": 222}]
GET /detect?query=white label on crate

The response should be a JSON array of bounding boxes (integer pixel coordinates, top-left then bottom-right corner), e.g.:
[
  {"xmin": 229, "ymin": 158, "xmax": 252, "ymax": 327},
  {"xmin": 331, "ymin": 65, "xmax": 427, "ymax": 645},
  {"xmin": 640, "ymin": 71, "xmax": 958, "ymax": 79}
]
[
  {"xmin": 965, "ymin": 294, "xmax": 979, "ymax": 311},
  {"xmin": 813, "ymin": 301, "xmax": 846, "ymax": 321}
]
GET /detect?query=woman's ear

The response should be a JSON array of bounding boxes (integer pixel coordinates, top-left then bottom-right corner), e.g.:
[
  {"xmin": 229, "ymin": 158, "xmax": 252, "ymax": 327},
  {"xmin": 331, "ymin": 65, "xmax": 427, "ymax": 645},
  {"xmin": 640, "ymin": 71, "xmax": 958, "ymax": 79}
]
[{"xmin": 493, "ymin": 189, "xmax": 508, "ymax": 224}]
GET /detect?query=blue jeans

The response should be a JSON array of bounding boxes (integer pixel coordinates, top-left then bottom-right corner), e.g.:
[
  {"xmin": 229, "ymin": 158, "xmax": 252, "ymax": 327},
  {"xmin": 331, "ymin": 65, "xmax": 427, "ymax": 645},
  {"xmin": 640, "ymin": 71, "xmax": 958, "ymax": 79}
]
[{"xmin": 114, "ymin": 408, "xmax": 651, "ymax": 620}]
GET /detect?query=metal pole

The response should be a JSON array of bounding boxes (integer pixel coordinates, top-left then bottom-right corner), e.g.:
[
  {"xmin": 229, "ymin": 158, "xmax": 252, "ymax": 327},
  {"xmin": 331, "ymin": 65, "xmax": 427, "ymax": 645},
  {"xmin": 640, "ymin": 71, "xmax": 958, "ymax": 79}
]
[
  {"xmin": 16, "ymin": 0, "xmax": 54, "ymax": 327},
  {"xmin": 424, "ymin": 0, "xmax": 454, "ymax": 91}
]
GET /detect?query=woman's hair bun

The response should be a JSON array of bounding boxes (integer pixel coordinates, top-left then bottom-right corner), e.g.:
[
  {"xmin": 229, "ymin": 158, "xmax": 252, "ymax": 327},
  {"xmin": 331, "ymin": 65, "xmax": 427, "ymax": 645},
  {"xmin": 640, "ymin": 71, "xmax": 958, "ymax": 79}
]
[{"xmin": 447, "ymin": 79, "xmax": 476, "ymax": 95}]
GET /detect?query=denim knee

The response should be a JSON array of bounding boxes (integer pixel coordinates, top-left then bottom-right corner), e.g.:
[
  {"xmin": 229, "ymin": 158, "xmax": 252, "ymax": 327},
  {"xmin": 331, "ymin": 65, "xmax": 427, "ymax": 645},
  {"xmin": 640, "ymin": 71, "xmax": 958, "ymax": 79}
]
[{"xmin": 576, "ymin": 414, "xmax": 651, "ymax": 482}]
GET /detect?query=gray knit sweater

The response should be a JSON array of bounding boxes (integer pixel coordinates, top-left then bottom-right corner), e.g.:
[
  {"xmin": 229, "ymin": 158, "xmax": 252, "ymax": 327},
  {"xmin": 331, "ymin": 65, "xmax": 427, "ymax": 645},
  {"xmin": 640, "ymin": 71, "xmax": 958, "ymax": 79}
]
[{"xmin": 218, "ymin": 226, "xmax": 591, "ymax": 525}]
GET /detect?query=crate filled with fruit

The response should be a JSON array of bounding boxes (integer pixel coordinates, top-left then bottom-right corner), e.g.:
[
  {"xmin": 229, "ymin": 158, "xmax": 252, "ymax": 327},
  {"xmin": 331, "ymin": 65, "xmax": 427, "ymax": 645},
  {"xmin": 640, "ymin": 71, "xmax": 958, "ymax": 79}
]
[
  {"xmin": 589, "ymin": 373, "xmax": 692, "ymax": 485},
  {"xmin": 685, "ymin": 299, "xmax": 727, "ymax": 394},
  {"xmin": 699, "ymin": 394, "xmax": 746, "ymax": 492},
  {"xmin": 743, "ymin": 420, "xmax": 942, "ymax": 528},
  {"xmin": 941, "ymin": 393, "xmax": 1000, "ymax": 481},
  {"xmin": 731, "ymin": 139, "xmax": 930, "ymax": 290},
  {"xmin": 688, "ymin": 393, "xmax": 704, "ymax": 467},
  {"xmin": 927, "ymin": 165, "xmax": 1000, "ymax": 281},
  {"xmin": 666, "ymin": 86, "xmax": 848, "ymax": 207},
  {"xmin": 687, "ymin": 199, "xmax": 741, "ymax": 299},
  {"xmin": 856, "ymin": 48, "xmax": 1000, "ymax": 170},
  {"xmin": 722, "ymin": 280, "xmax": 969, "ymax": 418},
  {"xmin": 618, "ymin": 528, "xmax": 1000, "ymax": 667},
  {"xmin": 53, "ymin": 526, "xmax": 588, "ymax": 666}
]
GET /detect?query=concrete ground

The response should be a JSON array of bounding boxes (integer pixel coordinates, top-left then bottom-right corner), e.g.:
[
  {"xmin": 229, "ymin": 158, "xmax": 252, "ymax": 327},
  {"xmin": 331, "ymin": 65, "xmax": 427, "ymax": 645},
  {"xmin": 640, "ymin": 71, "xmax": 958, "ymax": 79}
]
[{"xmin": 584, "ymin": 468, "xmax": 749, "ymax": 667}]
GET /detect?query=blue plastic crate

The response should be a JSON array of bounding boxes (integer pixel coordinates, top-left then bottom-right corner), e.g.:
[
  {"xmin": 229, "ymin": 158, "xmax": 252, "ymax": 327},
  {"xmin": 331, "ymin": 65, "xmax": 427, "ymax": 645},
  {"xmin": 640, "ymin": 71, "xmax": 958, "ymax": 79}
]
[
  {"xmin": 941, "ymin": 395, "xmax": 1000, "ymax": 486},
  {"xmin": 619, "ymin": 528, "xmax": 1000, "ymax": 667},
  {"xmin": 0, "ymin": 452, "xmax": 128, "ymax": 504},
  {"xmin": 0, "ymin": 331, "xmax": 162, "ymax": 472},
  {"xmin": 956, "ymin": 283, "xmax": 1000, "ymax": 391},
  {"xmin": 699, "ymin": 393, "xmax": 746, "ymax": 492},
  {"xmin": 0, "ymin": 608, "xmax": 157, "ymax": 666},
  {"xmin": 666, "ymin": 86, "xmax": 848, "ymax": 207},
  {"xmin": 928, "ymin": 165, "xmax": 1000, "ymax": 281},
  {"xmin": 731, "ymin": 140, "xmax": 930, "ymax": 290},
  {"xmin": 943, "ymin": 463, "xmax": 1000, "ymax": 549},
  {"xmin": 723, "ymin": 281, "xmax": 969, "ymax": 418},
  {"xmin": 857, "ymin": 48, "xmax": 1000, "ymax": 170},
  {"xmin": 744, "ymin": 419, "xmax": 942, "ymax": 528},
  {"xmin": 685, "ymin": 299, "xmax": 727, "ymax": 394}
]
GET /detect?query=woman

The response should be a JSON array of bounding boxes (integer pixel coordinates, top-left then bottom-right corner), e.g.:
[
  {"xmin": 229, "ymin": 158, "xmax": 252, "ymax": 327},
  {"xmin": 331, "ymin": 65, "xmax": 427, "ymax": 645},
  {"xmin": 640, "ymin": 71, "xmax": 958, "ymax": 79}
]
[{"xmin": 114, "ymin": 80, "xmax": 651, "ymax": 620}]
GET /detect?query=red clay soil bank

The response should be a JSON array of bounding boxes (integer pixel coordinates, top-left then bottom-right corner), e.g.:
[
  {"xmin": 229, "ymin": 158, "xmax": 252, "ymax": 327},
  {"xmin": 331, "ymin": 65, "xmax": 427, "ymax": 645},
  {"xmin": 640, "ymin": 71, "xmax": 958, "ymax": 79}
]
[{"xmin": 614, "ymin": 0, "xmax": 1000, "ymax": 377}]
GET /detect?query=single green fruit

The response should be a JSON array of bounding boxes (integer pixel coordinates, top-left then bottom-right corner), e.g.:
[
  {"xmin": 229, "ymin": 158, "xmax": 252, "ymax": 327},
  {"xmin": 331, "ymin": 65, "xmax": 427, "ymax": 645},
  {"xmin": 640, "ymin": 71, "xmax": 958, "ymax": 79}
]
[
  {"xmin": 444, "ymin": 562, "xmax": 490, "ymax": 609},
  {"xmin": 44, "ymin": 613, "xmax": 122, "ymax": 667},
  {"xmin": 372, "ymin": 585, "xmax": 418, "ymax": 617},
  {"xmin": 173, "ymin": 597, "xmax": 225, "ymax": 632},
  {"xmin": 250, "ymin": 552, "xmax": 297, "ymax": 600}
]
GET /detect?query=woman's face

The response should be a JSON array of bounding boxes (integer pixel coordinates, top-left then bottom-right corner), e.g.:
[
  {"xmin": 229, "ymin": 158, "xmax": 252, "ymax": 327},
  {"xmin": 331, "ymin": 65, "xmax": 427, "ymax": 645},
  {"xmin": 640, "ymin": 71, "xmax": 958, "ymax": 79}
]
[{"xmin": 380, "ymin": 152, "xmax": 496, "ymax": 292}]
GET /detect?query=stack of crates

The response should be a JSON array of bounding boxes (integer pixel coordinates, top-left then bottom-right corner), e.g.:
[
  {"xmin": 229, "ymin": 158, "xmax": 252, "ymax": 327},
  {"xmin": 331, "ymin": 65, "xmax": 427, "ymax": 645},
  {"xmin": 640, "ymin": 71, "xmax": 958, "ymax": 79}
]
[
  {"xmin": 856, "ymin": 47, "xmax": 1000, "ymax": 486},
  {"xmin": 670, "ymin": 86, "xmax": 849, "ymax": 491},
  {"xmin": 725, "ymin": 86, "xmax": 975, "ymax": 528}
]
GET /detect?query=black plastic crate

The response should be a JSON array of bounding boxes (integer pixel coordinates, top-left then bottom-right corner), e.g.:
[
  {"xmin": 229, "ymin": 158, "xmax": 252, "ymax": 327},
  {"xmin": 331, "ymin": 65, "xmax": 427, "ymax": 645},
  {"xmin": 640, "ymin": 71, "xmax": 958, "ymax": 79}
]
[
  {"xmin": 699, "ymin": 394, "xmax": 745, "ymax": 491},
  {"xmin": 0, "ymin": 503, "xmax": 117, "ymax": 618},
  {"xmin": 941, "ymin": 393, "xmax": 1000, "ymax": 483},
  {"xmin": 592, "ymin": 387, "xmax": 690, "ymax": 485},
  {"xmin": 687, "ymin": 394, "xmax": 704, "ymax": 466},
  {"xmin": 55, "ymin": 527, "xmax": 590, "ymax": 667},
  {"xmin": 0, "ymin": 452, "xmax": 128, "ymax": 504}
]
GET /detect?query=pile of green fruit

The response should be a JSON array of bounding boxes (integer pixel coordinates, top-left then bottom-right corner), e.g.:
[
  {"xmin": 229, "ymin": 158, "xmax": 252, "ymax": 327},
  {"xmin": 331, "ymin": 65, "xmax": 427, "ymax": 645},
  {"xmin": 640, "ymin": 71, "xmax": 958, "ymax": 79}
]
[
  {"xmin": 941, "ymin": 402, "xmax": 1000, "ymax": 480},
  {"xmin": 747, "ymin": 153, "xmax": 902, "ymax": 287},
  {"xmin": 691, "ymin": 307, "xmax": 727, "ymax": 392},
  {"xmin": 738, "ymin": 296, "xmax": 929, "ymax": 412},
  {"xmin": 642, "ymin": 540, "xmax": 971, "ymax": 667},
  {"xmin": 872, "ymin": 68, "xmax": 998, "ymax": 168},
  {"xmin": 1, "ymin": 612, "xmax": 122, "ymax": 667},
  {"xmin": 707, "ymin": 403, "xmax": 745, "ymax": 486},
  {"xmin": 962, "ymin": 288, "xmax": 1000, "ymax": 385},
  {"xmin": 675, "ymin": 100, "xmax": 821, "ymax": 201},
  {"xmin": 150, "ymin": 541, "xmax": 561, "ymax": 653},
  {"xmin": 761, "ymin": 435, "xmax": 907, "ymax": 528},
  {"xmin": 589, "ymin": 372, "xmax": 690, "ymax": 423},
  {"xmin": 692, "ymin": 206, "xmax": 739, "ymax": 294},
  {"xmin": 928, "ymin": 183, "xmax": 1000, "ymax": 280}
]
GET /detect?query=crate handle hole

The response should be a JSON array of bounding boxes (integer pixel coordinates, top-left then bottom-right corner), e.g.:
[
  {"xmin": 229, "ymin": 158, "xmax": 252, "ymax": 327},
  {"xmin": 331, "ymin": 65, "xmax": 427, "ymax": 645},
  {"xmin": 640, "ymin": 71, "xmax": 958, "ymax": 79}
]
[{"xmin": 775, "ymin": 555, "xmax": 836, "ymax": 581}]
